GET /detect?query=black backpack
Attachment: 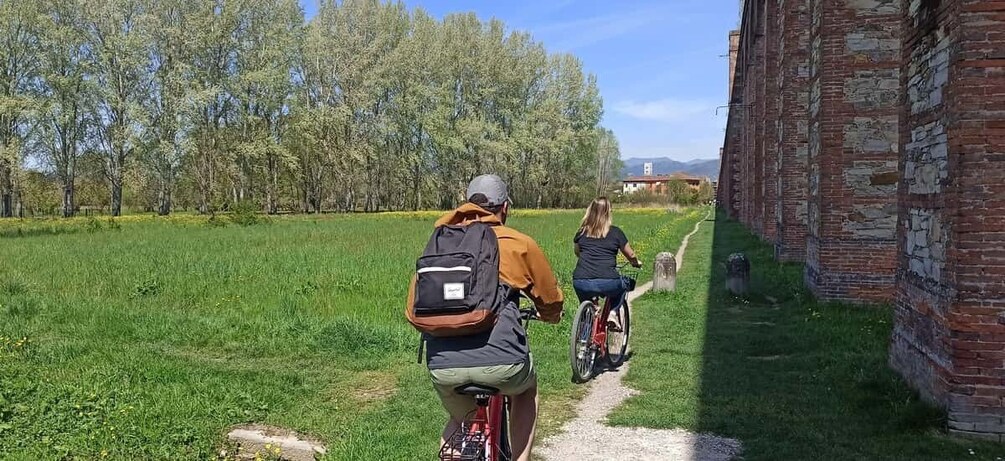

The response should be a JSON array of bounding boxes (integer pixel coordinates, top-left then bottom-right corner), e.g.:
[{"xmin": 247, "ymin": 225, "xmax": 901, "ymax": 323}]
[{"xmin": 406, "ymin": 221, "xmax": 504, "ymax": 337}]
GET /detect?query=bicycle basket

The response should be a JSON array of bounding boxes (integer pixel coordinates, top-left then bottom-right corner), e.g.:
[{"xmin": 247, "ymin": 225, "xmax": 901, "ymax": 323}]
[{"xmin": 618, "ymin": 266, "xmax": 640, "ymax": 292}]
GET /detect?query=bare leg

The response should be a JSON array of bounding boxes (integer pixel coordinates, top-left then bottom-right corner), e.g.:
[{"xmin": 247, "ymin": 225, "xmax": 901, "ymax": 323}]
[
  {"xmin": 509, "ymin": 386, "xmax": 539, "ymax": 461},
  {"xmin": 440, "ymin": 418, "xmax": 461, "ymax": 457}
]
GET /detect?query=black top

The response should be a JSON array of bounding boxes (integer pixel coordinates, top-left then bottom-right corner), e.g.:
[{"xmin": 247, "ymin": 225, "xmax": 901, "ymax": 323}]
[{"xmin": 573, "ymin": 226, "xmax": 628, "ymax": 280}]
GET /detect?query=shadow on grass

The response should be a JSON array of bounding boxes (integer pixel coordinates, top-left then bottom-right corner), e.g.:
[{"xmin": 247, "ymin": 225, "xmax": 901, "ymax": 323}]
[{"xmin": 694, "ymin": 212, "xmax": 1005, "ymax": 460}]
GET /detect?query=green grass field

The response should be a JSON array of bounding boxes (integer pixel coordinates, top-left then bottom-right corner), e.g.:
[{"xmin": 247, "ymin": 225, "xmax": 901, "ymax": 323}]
[
  {"xmin": 0, "ymin": 208, "xmax": 703, "ymax": 460},
  {"xmin": 610, "ymin": 214, "xmax": 1005, "ymax": 461}
]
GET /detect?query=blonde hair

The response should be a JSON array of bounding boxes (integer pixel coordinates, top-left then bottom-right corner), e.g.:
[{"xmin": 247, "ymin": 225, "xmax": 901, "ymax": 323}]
[{"xmin": 580, "ymin": 197, "xmax": 612, "ymax": 239}]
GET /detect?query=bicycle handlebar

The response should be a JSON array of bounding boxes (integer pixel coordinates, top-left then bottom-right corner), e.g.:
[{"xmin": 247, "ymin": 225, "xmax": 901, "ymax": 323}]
[{"xmin": 618, "ymin": 261, "xmax": 643, "ymax": 269}]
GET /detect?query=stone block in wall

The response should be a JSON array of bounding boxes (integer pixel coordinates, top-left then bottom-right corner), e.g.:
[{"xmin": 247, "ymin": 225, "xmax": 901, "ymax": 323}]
[
  {"xmin": 904, "ymin": 208, "xmax": 947, "ymax": 282},
  {"xmin": 844, "ymin": 160, "xmax": 899, "ymax": 197},
  {"xmin": 843, "ymin": 116, "xmax": 899, "ymax": 154},
  {"xmin": 844, "ymin": 203, "xmax": 898, "ymax": 239},
  {"xmin": 844, "ymin": 69, "xmax": 900, "ymax": 110},
  {"xmin": 908, "ymin": 32, "xmax": 951, "ymax": 114},
  {"xmin": 846, "ymin": 29, "xmax": 900, "ymax": 62},
  {"xmin": 846, "ymin": 0, "xmax": 899, "ymax": 16},
  {"xmin": 904, "ymin": 120, "xmax": 949, "ymax": 196}
]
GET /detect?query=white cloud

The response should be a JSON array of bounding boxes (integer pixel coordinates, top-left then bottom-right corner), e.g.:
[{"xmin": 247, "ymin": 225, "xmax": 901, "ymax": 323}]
[{"xmin": 613, "ymin": 98, "xmax": 714, "ymax": 123}]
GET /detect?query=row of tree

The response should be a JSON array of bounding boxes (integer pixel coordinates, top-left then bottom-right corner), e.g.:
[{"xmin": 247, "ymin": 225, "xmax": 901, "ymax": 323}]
[
  {"xmin": 615, "ymin": 181, "xmax": 716, "ymax": 206},
  {"xmin": 0, "ymin": 0, "xmax": 622, "ymax": 218}
]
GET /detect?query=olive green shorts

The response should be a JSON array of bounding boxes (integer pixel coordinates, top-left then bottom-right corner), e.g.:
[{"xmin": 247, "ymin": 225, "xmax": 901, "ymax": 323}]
[{"xmin": 429, "ymin": 358, "xmax": 537, "ymax": 421}]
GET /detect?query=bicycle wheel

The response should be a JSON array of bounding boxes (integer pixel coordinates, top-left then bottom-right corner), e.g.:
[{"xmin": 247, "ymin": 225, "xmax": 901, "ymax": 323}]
[
  {"xmin": 570, "ymin": 300, "xmax": 597, "ymax": 383},
  {"xmin": 605, "ymin": 299, "xmax": 631, "ymax": 367}
]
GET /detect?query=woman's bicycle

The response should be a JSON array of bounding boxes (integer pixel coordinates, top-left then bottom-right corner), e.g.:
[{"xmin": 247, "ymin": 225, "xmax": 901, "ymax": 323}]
[
  {"xmin": 569, "ymin": 263, "xmax": 638, "ymax": 383},
  {"xmin": 439, "ymin": 306, "xmax": 538, "ymax": 461}
]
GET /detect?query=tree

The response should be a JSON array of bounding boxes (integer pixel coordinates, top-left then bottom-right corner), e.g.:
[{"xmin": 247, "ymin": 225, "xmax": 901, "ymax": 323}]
[
  {"xmin": 144, "ymin": 0, "xmax": 204, "ymax": 216},
  {"xmin": 37, "ymin": 0, "xmax": 92, "ymax": 217},
  {"xmin": 83, "ymin": 0, "xmax": 151, "ymax": 216},
  {"xmin": 0, "ymin": 1, "xmax": 41, "ymax": 218},
  {"xmin": 666, "ymin": 179, "xmax": 694, "ymax": 205},
  {"xmin": 595, "ymin": 128, "xmax": 622, "ymax": 197},
  {"xmin": 0, "ymin": 0, "xmax": 622, "ymax": 217},
  {"xmin": 232, "ymin": 0, "xmax": 303, "ymax": 214}
]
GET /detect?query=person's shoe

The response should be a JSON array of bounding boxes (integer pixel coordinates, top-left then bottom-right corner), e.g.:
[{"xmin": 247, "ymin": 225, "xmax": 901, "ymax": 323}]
[{"xmin": 607, "ymin": 312, "xmax": 623, "ymax": 332}]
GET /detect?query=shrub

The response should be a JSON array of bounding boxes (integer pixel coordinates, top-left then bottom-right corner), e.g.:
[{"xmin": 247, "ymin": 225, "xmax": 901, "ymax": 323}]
[{"xmin": 229, "ymin": 200, "xmax": 268, "ymax": 226}]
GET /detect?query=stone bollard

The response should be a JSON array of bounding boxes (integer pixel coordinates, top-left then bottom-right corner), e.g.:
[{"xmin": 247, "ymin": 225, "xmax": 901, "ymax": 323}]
[
  {"xmin": 226, "ymin": 425, "xmax": 326, "ymax": 461},
  {"xmin": 652, "ymin": 251, "xmax": 677, "ymax": 292},
  {"xmin": 726, "ymin": 253, "xmax": 750, "ymax": 296}
]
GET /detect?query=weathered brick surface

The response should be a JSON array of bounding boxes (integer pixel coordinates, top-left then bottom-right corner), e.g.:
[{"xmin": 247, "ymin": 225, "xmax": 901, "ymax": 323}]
[
  {"xmin": 722, "ymin": 0, "xmax": 1005, "ymax": 439},
  {"xmin": 729, "ymin": 30, "xmax": 741, "ymax": 100},
  {"xmin": 804, "ymin": 0, "xmax": 900, "ymax": 303},
  {"xmin": 760, "ymin": 0, "xmax": 780, "ymax": 243},
  {"xmin": 890, "ymin": 0, "xmax": 1005, "ymax": 440},
  {"xmin": 773, "ymin": 0, "xmax": 810, "ymax": 262},
  {"xmin": 719, "ymin": 29, "xmax": 743, "ymax": 219},
  {"xmin": 744, "ymin": 10, "xmax": 764, "ymax": 231}
]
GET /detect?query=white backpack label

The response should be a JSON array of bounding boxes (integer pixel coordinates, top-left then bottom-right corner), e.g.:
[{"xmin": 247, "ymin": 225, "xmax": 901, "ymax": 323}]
[{"xmin": 443, "ymin": 283, "xmax": 465, "ymax": 301}]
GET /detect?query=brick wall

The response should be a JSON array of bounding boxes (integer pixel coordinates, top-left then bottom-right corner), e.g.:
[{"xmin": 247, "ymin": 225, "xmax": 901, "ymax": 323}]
[
  {"xmin": 804, "ymin": 0, "xmax": 901, "ymax": 303},
  {"xmin": 890, "ymin": 0, "xmax": 1005, "ymax": 441},
  {"xmin": 761, "ymin": 0, "xmax": 780, "ymax": 243},
  {"xmin": 740, "ymin": 5, "xmax": 758, "ymax": 230},
  {"xmin": 721, "ymin": 0, "xmax": 1005, "ymax": 439},
  {"xmin": 729, "ymin": 30, "xmax": 740, "ymax": 99},
  {"xmin": 751, "ymin": 1, "xmax": 767, "ymax": 237},
  {"xmin": 719, "ymin": 30, "xmax": 743, "ymax": 218},
  {"xmin": 773, "ymin": 0, "xmax": 810, "ymax": 262}
]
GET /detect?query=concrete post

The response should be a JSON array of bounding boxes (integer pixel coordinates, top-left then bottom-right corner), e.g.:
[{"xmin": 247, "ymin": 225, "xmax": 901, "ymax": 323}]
[
  {"xmin": 652, "ymin": 252, "xmax": 677, "ymax": 292},
  {"xmin": 726, "ymin": 252, "xmax": 750, "ymax": 296}
]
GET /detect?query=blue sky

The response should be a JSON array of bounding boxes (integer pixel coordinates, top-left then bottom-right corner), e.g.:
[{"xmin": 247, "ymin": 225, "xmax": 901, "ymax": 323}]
[{"xmin": 299, "ymin": 0, "xmax": 740, "ymax": 161}]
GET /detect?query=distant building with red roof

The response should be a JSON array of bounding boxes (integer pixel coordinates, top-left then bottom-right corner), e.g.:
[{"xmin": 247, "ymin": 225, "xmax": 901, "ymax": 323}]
[{"xmin": 622, "ymin": 171, "xmax": 707, "ymax": 195}]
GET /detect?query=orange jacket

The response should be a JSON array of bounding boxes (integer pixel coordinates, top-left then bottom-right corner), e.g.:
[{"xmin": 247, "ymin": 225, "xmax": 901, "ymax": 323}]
[{"xmin": 407, "ymin": 203, "xmax": 565, "ymax": 323}]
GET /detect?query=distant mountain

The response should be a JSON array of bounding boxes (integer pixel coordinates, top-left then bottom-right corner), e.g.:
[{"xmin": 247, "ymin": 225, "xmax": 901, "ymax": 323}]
[{"xmin": 621, "ymin": 157, "xmax": 720, "ymax": 179}]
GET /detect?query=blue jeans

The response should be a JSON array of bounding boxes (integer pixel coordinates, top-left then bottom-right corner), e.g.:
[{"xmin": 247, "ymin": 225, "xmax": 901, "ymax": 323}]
[{"xmin": 573, "ymin": 278, "xmax": 627, "ymax": 311}]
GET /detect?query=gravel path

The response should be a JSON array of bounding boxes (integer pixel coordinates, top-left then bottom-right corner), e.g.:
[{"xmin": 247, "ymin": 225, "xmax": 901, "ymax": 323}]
[{"xmin": 538, "ymin": 214, "xmax": 743, "ymax": 461}]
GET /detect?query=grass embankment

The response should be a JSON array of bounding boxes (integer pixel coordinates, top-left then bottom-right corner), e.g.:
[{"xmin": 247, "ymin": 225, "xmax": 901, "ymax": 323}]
[
  {"xmin": 610, "ymin": 213, "xmax": 1005, "ymax": 460},
  {"xmin": 0, "ymin": 207, "xmax": 703, "ymax": 460}
]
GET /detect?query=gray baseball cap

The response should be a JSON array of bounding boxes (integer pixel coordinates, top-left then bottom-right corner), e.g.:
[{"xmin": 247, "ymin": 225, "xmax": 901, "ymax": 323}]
[{"xmin": 466, "ymin": 174, "xmax": 511, "ymax": 207}]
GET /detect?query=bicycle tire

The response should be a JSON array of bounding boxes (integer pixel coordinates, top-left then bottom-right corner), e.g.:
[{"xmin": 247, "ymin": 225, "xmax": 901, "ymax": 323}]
[
  {"xmin": 605, "ymin": 299, "xmax": 631, "ymax": 368},
  {"xmin": 570, "ymin": 300, "xmax": 597, "ymax": 383}
]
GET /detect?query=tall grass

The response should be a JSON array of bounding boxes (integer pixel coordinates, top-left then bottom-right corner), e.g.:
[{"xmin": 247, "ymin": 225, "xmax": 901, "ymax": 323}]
[{"xmin": 0, "ymin": 208, "xmax": 702, "ymax": 460}]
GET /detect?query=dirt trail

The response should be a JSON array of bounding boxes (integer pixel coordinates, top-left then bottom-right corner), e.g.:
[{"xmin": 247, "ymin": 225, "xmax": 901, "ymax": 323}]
[{"xmin": 538, "ymin": 214, "xmax": 742, "ymax": 461}]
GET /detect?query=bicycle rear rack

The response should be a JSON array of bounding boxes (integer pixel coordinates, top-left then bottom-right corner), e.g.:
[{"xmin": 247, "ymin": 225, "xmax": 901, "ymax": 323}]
[{"xmin": 440, "ymin": 424, "xmax": 487, "ymax": 461}]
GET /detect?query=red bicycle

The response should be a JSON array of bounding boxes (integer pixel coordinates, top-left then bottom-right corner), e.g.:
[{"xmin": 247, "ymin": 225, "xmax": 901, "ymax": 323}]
[
  {"xmin": 439, "ymin": 308, "xmax": 537, "ymax": 461},
  {"xmin": 570, "ymin": 264, "xmax": 638, "ymax": 383}
]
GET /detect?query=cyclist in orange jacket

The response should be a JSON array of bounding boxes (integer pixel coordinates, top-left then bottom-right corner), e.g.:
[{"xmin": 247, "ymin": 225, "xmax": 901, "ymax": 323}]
[{"xmin": 408, "ymin": 174, "xmax": 564, "ymax": 461}]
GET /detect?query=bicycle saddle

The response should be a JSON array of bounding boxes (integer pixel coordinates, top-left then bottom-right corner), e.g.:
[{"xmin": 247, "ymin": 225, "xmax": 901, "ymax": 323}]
[{"xmin": 454, "ymin": 384, "xmax": 500, "ymax": 396}]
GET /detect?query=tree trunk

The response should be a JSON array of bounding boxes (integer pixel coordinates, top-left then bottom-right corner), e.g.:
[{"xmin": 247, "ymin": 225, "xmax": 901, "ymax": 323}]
[
  {"xmin": 0, "ymin": 162, "xmax": 12, "ymax": 218},
  {"xmin": 158, "ymin": 180, "xmax": 172, "ymax": 216},
  {"xmin": 412, "ymin": 163, "xmax": 420, "ymax": 211},
  {"xmin": 199, "ymin": 188, "xmax": 209, "ymax": 215},
  {"xmin": 62, "ymin": 180, "xmax": 75, "ymax": 218},
  {"xmin": 109, "ymin": 161, "xmax": 123, "ymax": 217},
  {"xmin": 266, "ymin": 154, "xmax": 278, "ymax": 214},
  {"xmin": 13, "ymin": 188, "xmax": 21, "ymax": 218},
  {"xmin": 110, "ymin": 182, "xmax": 122, "ymax": 217}
]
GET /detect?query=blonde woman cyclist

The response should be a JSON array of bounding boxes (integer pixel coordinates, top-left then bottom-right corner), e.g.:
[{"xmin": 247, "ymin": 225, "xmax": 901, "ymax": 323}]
[{"xmin": 572, "ymin": 197, "xmax": 642, "ymax": 329}]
